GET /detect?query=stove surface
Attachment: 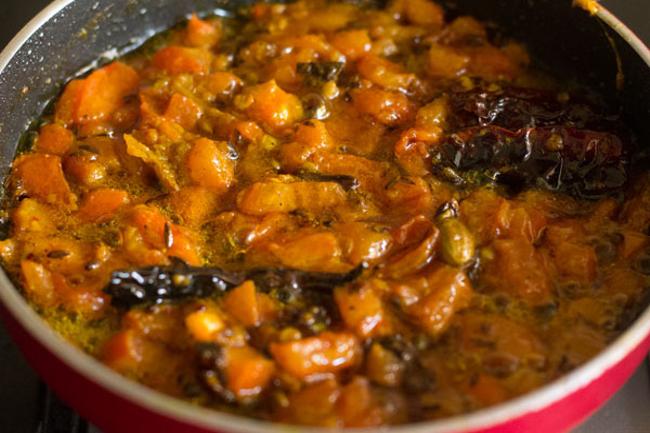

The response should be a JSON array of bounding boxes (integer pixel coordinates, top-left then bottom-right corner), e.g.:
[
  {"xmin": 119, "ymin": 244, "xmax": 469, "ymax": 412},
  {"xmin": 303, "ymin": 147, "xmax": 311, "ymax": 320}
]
[{"xmin": 0, "ymin": 0, "xmax": 649, "ymax": 432}]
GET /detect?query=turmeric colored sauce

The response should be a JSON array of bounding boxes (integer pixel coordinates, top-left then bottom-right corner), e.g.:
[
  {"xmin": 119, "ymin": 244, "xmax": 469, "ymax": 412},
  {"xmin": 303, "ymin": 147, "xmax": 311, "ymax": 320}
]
[{"xmin": 2, "ymin": 0, "xmax": 649, "ymax": 426}]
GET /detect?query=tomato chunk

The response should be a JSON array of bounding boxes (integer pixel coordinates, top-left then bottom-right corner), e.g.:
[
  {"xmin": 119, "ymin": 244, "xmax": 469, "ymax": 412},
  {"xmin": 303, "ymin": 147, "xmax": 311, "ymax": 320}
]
[
  {"xmin": 357, "ymin": 54, "xmax": 415, "ymax": 91},
  {"xmin": 405, "ymin": 266, "xmax": 473, "ymax": 336},
  {"xmin": 77, "ymin": 188, "xmax": 129, "ymax": 223},
  {"xmin": 222, "ymin": 346, "xmax": 275, "ymax": 400},
  {"xmin": 153, "ymin": 46, "xmax": 212, "ymax": 75},
  {"xmin": 484, "ymin": 239, "xmax": 552, "ymax": 304},
  {"xmin": 266, "ymin": 231, "xmax": 344, "ymax": 272},
  {"xmin": 56, "ymin": 62, "xmax": 139, "ymax": 127},
  {"xmin": 20, "ymin": 260, "xmax": 55, "ymax": 307},
  {"xmin": 391, "ymin": 0, "xmax": 445, "ymax": 27},
  {"xmin": 241, "ymin": 80, "xmax": 303, "ymax": 133},
  {"xmin": 185, "ymin": 307, "xmax": 225, "ymax": 342},
  {"xmin": 36, "ymin": 124, "xmax": 74, "ymax": 155},
  {"xmin": 185, "ymin": 138, "xmax": 234, "ymax": 192},
  {"xmin": 275, "ymin": 379, "xmax": 342, "ymax": 425},
  {"xmin": 13, "ymin": 154, "xmax": 76, "ymax": 208},
  {"xmin": 12, "ymin": 199, "xmax": 57, "ymax": 234},
  {"xmin": 164, "ymin": 93, "xmax": 202, "ymax": 130},
  {"xmin": 203, "ymin": 72, "xmax": 242, "ymax": 100},
  {"xmin": 237, "ymin": 180, "xmax": 347, "ymax": 216},
  {"xmin": 101, "ymin": 330, "xmax": 144, "ymax": 372},
  {"xmin": 351, "ymin": 87, "xmax": 414, "ymax": 126},
  {"xmin": 335, "ymin": 284, "xmax": 392, "ymax": 337},
  {"xmin": 128, "ymin": 205, "xmax": 202, "ymax": 265},
  {"xmin": 330, "ymin": 30, "xmax": 371, "ymax": 61},
  {"xmin": 428, "ymin": 43, "xmax": 470, "ymax": 78},
  {"xmin": 185, "ymin": 14, "xmax": 220, "ymax": 47},
  {"xmin": 271, "ymin": 332, "xmax": 361, "ymax": 379},
  {"xmin": 222, "ymin": 280, "xmax": 260, "ymax": 327}
]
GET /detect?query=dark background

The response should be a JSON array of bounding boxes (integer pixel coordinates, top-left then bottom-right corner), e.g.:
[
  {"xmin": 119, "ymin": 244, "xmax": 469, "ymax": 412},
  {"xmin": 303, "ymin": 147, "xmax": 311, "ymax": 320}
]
[{"xmin": 0, "ymin": 0, "xmax": 647, "ymax": 432}]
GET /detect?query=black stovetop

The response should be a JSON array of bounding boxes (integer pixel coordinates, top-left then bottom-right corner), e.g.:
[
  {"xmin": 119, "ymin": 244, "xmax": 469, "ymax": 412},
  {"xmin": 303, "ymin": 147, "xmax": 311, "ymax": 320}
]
[{"xmin": 0, "ymin": 0, "xmax": 649, "ymax": 432}]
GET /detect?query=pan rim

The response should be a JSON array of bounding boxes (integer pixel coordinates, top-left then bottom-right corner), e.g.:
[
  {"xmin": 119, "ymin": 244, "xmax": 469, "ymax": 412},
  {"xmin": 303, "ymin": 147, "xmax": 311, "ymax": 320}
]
[{"xmin": 0, "ymin": 1, "xmax": 649, "ymax": 432}]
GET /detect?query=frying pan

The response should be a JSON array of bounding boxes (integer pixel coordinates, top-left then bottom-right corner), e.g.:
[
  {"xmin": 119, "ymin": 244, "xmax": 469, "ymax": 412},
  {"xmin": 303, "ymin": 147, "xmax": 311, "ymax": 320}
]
[{"xmin": 0, "ymin": 1, "xmax": 649, "ymax": 432}]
